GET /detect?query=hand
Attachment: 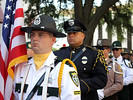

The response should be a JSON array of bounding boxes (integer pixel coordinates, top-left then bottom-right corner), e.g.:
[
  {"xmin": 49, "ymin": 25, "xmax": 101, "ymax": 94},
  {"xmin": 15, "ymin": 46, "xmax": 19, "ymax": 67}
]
[{"xmin": 97, "ymin": 89, "xmax": 104, "ymax": 100}]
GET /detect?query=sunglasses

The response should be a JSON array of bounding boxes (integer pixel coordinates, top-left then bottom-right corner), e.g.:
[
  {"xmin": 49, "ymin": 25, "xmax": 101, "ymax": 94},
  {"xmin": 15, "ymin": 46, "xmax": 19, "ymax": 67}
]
[
  {"xmin": 97, "ymin": 47, "xmax": 109, "ymax": 50},
  {"xmin": 112, "ymin": 48, "xmax": 119, "ymax": 51}
]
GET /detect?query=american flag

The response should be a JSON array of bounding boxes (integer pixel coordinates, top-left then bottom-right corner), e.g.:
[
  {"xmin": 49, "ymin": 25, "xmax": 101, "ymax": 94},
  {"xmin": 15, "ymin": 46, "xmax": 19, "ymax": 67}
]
[{"xmin": 0, "ymin": 0, "xmax": 28, "ymax": 99}]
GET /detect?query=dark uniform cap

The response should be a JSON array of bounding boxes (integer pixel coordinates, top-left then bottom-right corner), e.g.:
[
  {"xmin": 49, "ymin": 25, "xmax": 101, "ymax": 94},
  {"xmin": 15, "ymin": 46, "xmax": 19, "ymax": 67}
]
[
  {"xmin": 129, "ymin": 50, "xmax": 133, "ymax": 55},
  {"xmin": 20, "ymin": 15, "xmax": 66, "ymax": 38},
  {"xmin": 26, "ymin": 41, "xmax": 31, "ymax": 49},
  {"xmin": 112, "ymin": 41, "xmax": 122, "ymax": 49},
  {"xmin": 64, "ymin": 19, "xmax": 87, "ymax": 33},
  {"xmin": 121, "ymin": 48, "xmax": 129, "ymax": 54},
  {"xmin": 96, "ymin": 39, "xmax": 111, "ymax": 47}
]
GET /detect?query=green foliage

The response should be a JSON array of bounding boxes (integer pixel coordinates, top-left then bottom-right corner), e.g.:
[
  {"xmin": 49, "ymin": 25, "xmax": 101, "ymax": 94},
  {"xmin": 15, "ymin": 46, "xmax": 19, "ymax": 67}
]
[{"xmin": 103, "ymin": 2, "xmax": 133, "ymax": 42}]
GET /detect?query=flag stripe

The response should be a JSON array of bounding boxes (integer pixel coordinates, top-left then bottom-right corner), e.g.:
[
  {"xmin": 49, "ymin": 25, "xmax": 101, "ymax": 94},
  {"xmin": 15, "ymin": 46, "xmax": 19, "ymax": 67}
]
[
  {"xmin": 11, "ymin": 35, "xmax": 26, "ymax": 50},
  {"xmin": 15, "ymin": 8, "xmax": 24, "ymax": 19}
]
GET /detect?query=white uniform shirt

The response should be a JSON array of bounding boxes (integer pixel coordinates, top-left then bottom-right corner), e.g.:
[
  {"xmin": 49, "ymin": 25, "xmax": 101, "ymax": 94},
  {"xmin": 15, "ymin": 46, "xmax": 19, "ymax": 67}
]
[
  {"xmin": 13, "ymin": 52, "xmax": 81, "ymax": 100},
  {"xmin": 112, "ymin": 55, "xmax": 133, "ymax": 86}
]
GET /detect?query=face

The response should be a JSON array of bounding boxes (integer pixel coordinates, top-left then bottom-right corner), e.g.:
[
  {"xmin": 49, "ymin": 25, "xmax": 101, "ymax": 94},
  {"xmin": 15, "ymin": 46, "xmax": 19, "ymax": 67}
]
[
  {"xmin": 102, "ymin": 47, "xmax": 110, "ymax": 58},
  {"xmin": 67, "ymin": 32, "xmax": 85, "ymax": 47},
  {"xmin": 112, "ymin": 48, "xmax": 122, "ymax": 58},
  {"xmin": 121, "ymin": 53, "xmax": 129, "ymax": 59},
  {"xmin": 129, "ymin": 55, "xmax": 133, "ymax": 62},
  {"xmin": 31, "ymin": 31, "xmax": 56, "ymax": 54}
]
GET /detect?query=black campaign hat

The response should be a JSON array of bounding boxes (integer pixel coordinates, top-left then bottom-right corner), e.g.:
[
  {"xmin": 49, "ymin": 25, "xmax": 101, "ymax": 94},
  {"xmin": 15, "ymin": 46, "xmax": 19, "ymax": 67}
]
[
  {"xmin": 121, "ymin": 48, "xmax": 129, "ymax": 54},
  {"xmin": 96, "ymin": 39, "xmax": 111, "ymax": 47},
  {"xmin": 129, "ymin": 50, "xmax": 133, "ymax": 55},
  {"xmin": 64, "ymin": 19, "xmax": 87, "ymax": 33},
  {"xmin": 21, "ymin": 15, "xmax": 66, "ymax": 38}
]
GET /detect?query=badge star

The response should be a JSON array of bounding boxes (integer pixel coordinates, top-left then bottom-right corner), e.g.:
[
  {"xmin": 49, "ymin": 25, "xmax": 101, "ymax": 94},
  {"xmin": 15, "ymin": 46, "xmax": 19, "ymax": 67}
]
[
  {"xmin": 7, "ymin": 5, "xmax": 11, "ymax": 11},
  {"xmin": 5, "ymin": 14, "xmax": 10, "ymax": 20},
  {"xmin": 4, "ymin": 23, "xmax": 8, "ymax": 29}
]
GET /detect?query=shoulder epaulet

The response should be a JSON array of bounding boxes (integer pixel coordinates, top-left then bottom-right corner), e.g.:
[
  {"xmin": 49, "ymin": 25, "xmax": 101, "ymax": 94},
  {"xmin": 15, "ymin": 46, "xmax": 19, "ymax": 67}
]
[
  {"xmin": 93, "ymin": 50, "xmax": 108, "ymax": 71},
  {"xmin": 55, "ymin": 57, "xmax": 72, "ymax": 67},
  {"xmin": 85, "ymin": 45, "xmax": 98, "ymax": 51},
  {"xmin": 59, "ymin": 46, "xmax": 68, "ymax": 50},
  {"xmin": 54, "ymin": 57, "xmax": 63, "ymax": 66}
]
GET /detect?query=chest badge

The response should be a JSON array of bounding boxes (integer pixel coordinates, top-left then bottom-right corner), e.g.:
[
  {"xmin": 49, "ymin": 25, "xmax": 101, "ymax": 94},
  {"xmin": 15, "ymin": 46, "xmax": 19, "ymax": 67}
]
[{"xmin": 82, "ymin": 56, "xmax": 88, "ymax": 64}]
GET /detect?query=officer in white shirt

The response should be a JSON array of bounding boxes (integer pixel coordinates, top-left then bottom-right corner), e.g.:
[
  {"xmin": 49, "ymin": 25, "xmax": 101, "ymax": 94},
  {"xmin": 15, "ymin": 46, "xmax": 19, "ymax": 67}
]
[
  {"xmin": 13, "ymin": 15, "xmax": 81, "ymax": 100},
  {"xmin": 112, "ymin": 41, "xmax": 133, "ymax": 100}
]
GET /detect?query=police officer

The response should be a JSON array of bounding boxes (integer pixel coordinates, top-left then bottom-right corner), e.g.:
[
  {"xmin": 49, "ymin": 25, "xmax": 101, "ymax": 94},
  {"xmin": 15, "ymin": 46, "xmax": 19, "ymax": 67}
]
[
  {"xmin": 54, "ymin": 19, "xmax": 107, "ymax": 100},
  {"xmin": 121, "ymin": 48, "xmax": 130, "ymax": 60},
  {"xmin": 95, "ymin": 39, "xmax": 123, "ymax": 100},
  {"xmin": 13, "ymin": 15, "xmax": 81, "ymax": 100},
  {"xmin": 112, "ymin": 41, "xmax": 133, "ymax": 100},
  {"xmin": 26, "ymin": 41, "xmax": 34, "ymax": 60},
  {"xmin": 129, "ymin": 50, "xmax": 133, "ymax": 100},
  {"xmin": 129, "ymin": 50, "xmax": 133, "ymax": 67}
]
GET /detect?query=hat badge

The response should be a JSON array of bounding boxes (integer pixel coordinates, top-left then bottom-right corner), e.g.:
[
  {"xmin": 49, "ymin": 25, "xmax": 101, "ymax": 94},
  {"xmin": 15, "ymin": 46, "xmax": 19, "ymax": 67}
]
[
  {"xmin": 34, "ymin": 16, "xmax": 41, "ymax": 25},
  {"xmin": 68, "ymin": 20, "xmax": 74, "ymax": 26},
  {"xmin": 98, "ymin": 40, "xmax": 102, "ymax": 46},
  {"xmin": 114, "ymin": 43, "xmax": 116, "ymax": 46}
]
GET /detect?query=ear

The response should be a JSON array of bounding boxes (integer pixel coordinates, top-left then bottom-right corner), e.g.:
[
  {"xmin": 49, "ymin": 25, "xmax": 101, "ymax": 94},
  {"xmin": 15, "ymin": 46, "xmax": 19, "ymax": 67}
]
[
  {"xmin": 82, "ymin": 32, "xmax": 85, "ymax": 39},
  {"xmin": 52, "ymin": 37, "xmax": 56, "ymax": 43}
]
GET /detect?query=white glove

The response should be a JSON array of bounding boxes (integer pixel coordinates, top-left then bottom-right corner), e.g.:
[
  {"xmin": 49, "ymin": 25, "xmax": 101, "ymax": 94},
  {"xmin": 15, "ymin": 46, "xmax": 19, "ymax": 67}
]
[{"xmin": 97, "ymin": 89, "xmax": 104, "ymax": 100}]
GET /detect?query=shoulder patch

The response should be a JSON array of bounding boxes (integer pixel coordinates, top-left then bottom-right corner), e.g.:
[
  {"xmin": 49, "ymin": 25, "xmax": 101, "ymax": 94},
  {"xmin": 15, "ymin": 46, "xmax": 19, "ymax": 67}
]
[
  {"xmin": 69, "ymin": 71, "xmax": 79, "ymax": 87},
  {"xmin": 85, "ymin": 45, "xmax": 98, "ymax": 51},
  {"xmin": 123, "ymin": 59, "xmax": 133, "ymax": 68}
]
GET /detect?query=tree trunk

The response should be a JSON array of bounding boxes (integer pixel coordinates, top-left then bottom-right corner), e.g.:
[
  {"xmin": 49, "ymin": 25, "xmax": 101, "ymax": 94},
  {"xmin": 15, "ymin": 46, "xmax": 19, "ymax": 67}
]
[
  {"xmin": 127, "ymin": 31, "xmax": 132, "ymax": 50},
  {"xmin": 74, "ymin": 0, "xmax": 119, "ymax": 45},
  {"xmin": 98, "ymin": 23, "xmax": 103, "ymax": 39},
  {"xmin": 108, "ymin": 33, "xmax": 112, "ymax": 46}
]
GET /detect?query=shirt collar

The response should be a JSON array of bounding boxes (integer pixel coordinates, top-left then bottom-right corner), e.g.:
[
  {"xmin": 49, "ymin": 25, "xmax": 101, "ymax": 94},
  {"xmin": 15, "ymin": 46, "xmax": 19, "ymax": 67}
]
[
  {"xmin": 69, "ymin": 44, "xmax": 84, "ymax": 50},
  {"xmin": 113, "ymin": 55, "xmax": 123, "ymax": 61},
  {"xmin": 27, "ymin": 52, "xmax": 56, "ymax": 69}
]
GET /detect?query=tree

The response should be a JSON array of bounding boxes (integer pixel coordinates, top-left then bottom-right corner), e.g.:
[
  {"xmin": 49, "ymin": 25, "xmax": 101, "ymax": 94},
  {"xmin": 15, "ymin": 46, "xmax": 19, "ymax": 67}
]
[{"xmin": 24, "ymin": 0, "xmax": 133, "ymax": 45}]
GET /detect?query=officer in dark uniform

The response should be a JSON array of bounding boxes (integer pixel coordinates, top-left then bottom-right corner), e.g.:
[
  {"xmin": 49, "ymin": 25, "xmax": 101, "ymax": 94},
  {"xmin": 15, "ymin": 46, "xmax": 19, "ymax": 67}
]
[{"xmin": 54, "ymin": 19, "xmax": 107, "ymax": 100}]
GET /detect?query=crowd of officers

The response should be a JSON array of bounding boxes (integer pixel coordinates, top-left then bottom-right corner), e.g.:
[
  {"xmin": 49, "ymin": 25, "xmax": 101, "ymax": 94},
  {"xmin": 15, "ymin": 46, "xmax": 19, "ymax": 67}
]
[
  {"xmin": 54, "ymin": 19, "xmax": 133, "ymax": 100},
  {"xmin": 19, "ymin": 14, "xmax": 133, "ymax": 100}
]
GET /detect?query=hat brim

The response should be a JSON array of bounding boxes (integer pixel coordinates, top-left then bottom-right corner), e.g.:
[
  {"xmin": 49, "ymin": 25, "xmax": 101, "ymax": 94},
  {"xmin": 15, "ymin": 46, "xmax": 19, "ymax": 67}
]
[
  {"xmin": 93, "ymin": 45, "xmax": 111, "ymax": 47},
  {"xmin": 20, "ymin": 27, "xmax": 66, "ymax": 38},
  {"xmin": 112, "ymin": 46, "xmax": 122, "ymax": 49}
]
